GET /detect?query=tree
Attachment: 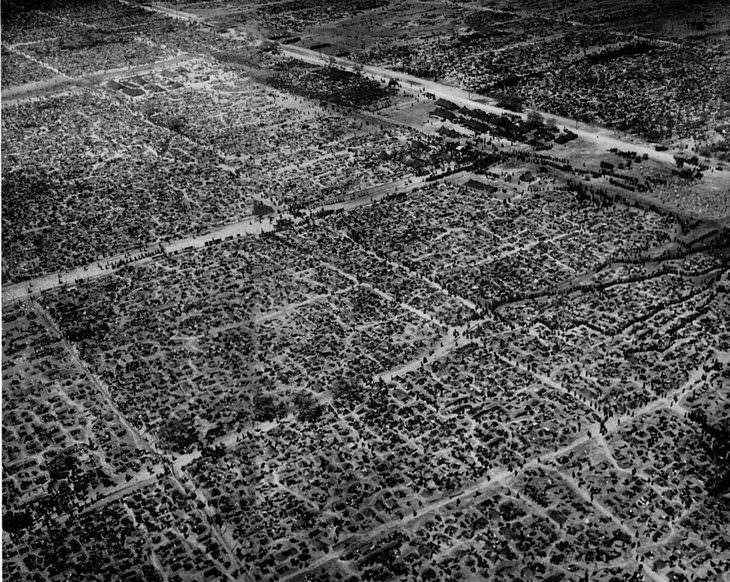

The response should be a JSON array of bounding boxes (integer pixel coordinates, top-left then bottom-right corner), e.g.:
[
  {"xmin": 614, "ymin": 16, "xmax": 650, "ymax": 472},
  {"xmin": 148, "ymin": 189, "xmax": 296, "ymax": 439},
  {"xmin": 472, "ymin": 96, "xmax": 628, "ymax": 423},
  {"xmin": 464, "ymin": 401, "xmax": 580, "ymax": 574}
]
[
  {"xmin": 526, "ymin": 110, "xmax": 544, "ymax": 129},
  {"xmin": 252, "ymin": 199, "xmax": 274, "ymax": 217},
  {"xmin": 2, "ymin": 510, "xmax": 33, "ymax": 534},
  {"xmin": 158, "ymin": 414, "xmax": 198, "ymax": 453},
  {"xmin": 165, "ymin": 115, "xmax": 186, "ymax": 134},
  {"xmin": 293, "ymin": 392, "xmax": 323, "ymax": 423},
  {"xmin": 496, "ymin": 92, "xmax": 523, "ymax": 112},
  {"xmin": 331, "ymin": 377, "xmax": 361, "ymax": 403},
  {"xmin": 252, "ymin": 392, "xmax": 284, "ymax": 422}
]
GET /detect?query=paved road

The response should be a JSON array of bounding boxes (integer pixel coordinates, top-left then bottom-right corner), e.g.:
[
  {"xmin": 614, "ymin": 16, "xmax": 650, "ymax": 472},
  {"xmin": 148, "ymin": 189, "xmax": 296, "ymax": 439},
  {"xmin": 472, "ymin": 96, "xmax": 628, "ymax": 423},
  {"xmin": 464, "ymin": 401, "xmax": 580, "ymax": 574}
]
[
  {"xmin": 120, "ymin": 0, "xmax": 692, "ymax": 169},
  {"xmin": 2, "ymin": 215, "xmax": 271, "ymax": 303},
  {"xmin": 1, "ymin": 55, "xmax": 191, "ymax": 104},
  {"xmin": 1, "ymin": 174, "xmax": 426, "ymax": 304},
  {"xmin": 279, "ymin": 358, "xmax": 712, "ymax": 582},
  {"xmin": 280, "ymin": 44, "xmax": 683, "ymax": 167},
  {"xmin": 135, "ymin": 0, "xmax": 205, "ymax": 22},
  {"xmin": 30, "ymin": 299, "xmax": 250, "ymax": 581}
]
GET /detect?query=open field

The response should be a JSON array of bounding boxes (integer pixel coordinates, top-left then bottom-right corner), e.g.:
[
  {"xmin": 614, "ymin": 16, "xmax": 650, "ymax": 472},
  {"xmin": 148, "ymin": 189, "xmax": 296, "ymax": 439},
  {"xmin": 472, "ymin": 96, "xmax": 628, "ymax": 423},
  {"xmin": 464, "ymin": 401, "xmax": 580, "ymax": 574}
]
[
  {"xmin": 169, "ymin": 0, "xmax": 730, "ymax": 152},
  {"xmin": 3, "ymin": 1, "xmax": 729, "ymax": 581}
]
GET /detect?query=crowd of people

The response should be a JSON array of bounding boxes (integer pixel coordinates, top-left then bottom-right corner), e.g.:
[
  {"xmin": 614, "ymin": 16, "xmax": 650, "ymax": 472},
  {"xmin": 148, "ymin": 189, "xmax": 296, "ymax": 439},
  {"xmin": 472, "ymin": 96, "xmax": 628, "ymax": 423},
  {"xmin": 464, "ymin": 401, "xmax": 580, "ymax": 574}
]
[
  {"xmin": 7, "ymin": 170, "xmax": 720, "ymax": 580},
  {"xmin": 39, "ymin": 229, "xmax": 449, "ymax": 449},
  {"xmin": 1, "ymin": 47, "xmax": 55, "ymax": 88},
  {"xmin": 253, "ymin": 0, "xmax": 390, "ymax": 36},
  {"xmin": 495, "ymin": 266, "xmax": 723, "ymax": 417},
  {"xmin": 2, "ymin": 89, "xmax": 256, "ymax": 283},
  {"xmin": 363, "ymin": 25, "xmax": 615, "ymax": 92},
  {"xmin": 23, "ymin": 32, "xmax": 168, "ymax": 77},
  {"xmin": 2, "ymin": 0, "xmax": 173, "ymax": 79},
  {"xmin": 2, "ymin": 53, "xmax": 441, "ymax": 283},
  {"xmin": 140, "ymin": 65, "xmax": 415, "ymax": 210},
  {"xmin": 3, "ymin": 1, "xmax": 728, "ymax": 581},
  {"xmin": 330, "ymin": 181, "xmax": 676, "ymax": 308},
  {"xmin": 512, "ymin": 44, "xmax": 729, "ymax": 143},
  {"xmin": 3, "ymin": 306, "xmax": 162, "ymax": 580},
  {"xmin": 345, "ymin": 3, "xmax": 728, "ymax": 145},
  {"xmin": 2, "ymin": 6, "xmax": 88, "ymax": 45},
  {"xmin": 269, "ymin": 59, "xmax": 395, "ymax": 110}
]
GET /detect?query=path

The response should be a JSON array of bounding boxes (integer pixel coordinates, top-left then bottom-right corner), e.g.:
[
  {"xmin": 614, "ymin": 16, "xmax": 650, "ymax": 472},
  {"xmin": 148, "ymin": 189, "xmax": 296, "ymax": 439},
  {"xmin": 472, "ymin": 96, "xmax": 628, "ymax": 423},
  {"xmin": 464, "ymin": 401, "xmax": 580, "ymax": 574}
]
[
  {"xmin": 2, "ymin": 172, "xmax": 431, "ymax": 304},
  {"xmin": 111, "ymin": 0, "xmax": 694, "ymax": 168},
  {"xmin": 28, "ymin": 299, "xmax": 253, "ymax": 582},
  {"xmin": 1, "ymin": 55, "xmax": 190, "ymax": 104},
  {"xmin": 279, "ymin": 44, "xmax": 682, "ymax": 167}
]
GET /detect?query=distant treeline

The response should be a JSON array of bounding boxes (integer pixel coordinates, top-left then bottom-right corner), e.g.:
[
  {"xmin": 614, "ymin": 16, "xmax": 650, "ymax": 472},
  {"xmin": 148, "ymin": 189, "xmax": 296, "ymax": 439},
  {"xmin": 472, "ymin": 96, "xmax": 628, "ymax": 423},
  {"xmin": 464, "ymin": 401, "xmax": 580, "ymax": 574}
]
[
  {"xmin": 587, "ymin": 41, "xmax": 657, "ymax": 65},
  {"xmin": 5, "ymin": 0, "xmax": 108, "ymax": 9}
]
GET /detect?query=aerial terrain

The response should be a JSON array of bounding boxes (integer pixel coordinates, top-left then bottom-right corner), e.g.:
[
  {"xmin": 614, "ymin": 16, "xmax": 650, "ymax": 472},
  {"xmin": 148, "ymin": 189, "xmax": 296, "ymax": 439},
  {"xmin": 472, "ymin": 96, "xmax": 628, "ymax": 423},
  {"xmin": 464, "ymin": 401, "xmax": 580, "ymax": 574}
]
[{"xmin": 1, "ymin": 0, "xmax": 729, "ymax": 581}]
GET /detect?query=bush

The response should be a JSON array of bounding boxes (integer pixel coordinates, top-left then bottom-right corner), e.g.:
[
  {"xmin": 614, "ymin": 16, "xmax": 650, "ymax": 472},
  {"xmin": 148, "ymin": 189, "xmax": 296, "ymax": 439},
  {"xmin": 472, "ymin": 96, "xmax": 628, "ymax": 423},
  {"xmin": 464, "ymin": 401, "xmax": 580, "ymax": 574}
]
[
  {"xmin": 293, "ymin": 392, "xmax": 323, "ymax": 423},
  {"xmin": 252, "ymin": 392, "xmax": 285, "ymax": 422}
]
